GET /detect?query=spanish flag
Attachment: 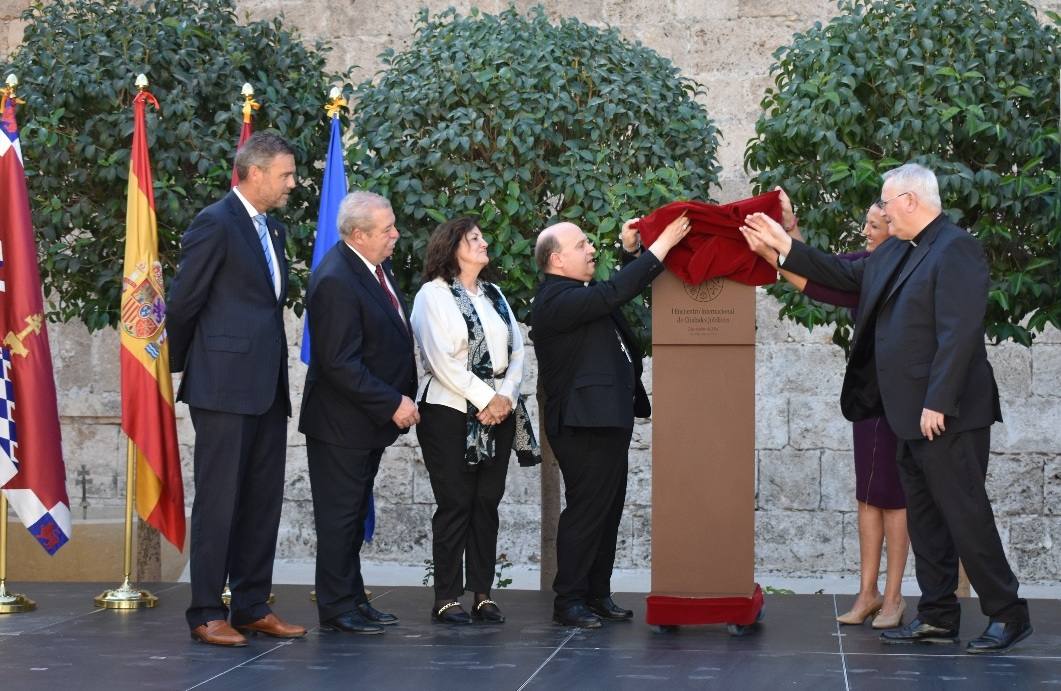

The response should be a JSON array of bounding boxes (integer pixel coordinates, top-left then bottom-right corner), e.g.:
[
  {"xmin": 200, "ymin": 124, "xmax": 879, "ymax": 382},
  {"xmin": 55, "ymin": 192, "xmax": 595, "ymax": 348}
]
[
  {"xmin": 120, "ymin": 80, "xmax": 185, "ymax": 550},
  {"xmin": 229, "ymin": 82, "xmax": 259, "ymax": 188}
]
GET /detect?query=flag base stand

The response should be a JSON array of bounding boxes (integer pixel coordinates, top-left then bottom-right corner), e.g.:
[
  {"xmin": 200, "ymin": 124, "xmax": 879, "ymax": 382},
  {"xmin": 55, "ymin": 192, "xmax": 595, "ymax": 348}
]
[
  {"xmin": 0, "ymin": 580, "xmax": 36, "ymax": 614},
  {"xmin": 221, "ymin": 582, "xmax": 275, "ymax": 606},
  {"xmin": 94, "ymin": 577, "xmax": 158, "ymax": 610},
  {"xmin": 95, "ymin": 440, "xmax": 159, "ymax": 610}
]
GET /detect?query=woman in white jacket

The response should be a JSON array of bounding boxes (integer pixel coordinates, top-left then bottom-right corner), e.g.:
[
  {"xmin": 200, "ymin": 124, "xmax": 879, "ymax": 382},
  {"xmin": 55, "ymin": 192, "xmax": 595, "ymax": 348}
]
[{"xmin": 410, "ymin": 216, "xmax": 540, "ymax": 625}]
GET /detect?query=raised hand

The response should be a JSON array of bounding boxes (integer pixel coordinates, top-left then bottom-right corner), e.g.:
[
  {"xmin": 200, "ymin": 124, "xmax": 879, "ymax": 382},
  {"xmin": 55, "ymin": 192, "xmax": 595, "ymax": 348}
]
[
  {"xmin": 648, "ymin": 212, "xmax": 692, "ymax": 260},
  {"xmin": 620, "ymin": 217, "xmax": 641, "ymax": 253}
]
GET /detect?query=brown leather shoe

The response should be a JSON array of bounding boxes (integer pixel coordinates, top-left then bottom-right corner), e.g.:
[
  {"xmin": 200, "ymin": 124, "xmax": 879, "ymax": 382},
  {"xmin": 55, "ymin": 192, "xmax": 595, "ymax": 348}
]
[
  {"xmin": 191, "ymin": 620, "xmax": 248, "ymax": 647},
  {"xmin": 236, "ymin": 612, "xmax": 307, "ymax": 638}
]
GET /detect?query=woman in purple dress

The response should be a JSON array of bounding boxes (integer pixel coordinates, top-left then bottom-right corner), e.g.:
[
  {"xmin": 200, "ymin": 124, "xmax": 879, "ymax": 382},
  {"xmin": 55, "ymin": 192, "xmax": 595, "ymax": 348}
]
[{"xmin": 771, "ymin": 191, "xmax": 909, "ymax": 629}]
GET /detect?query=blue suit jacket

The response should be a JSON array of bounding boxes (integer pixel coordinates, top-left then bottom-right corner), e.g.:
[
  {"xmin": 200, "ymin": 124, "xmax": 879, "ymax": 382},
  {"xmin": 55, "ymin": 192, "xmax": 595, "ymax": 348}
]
[{"xmin": 167, "ymin": 191, "xmax": 290, "ymax": 416}]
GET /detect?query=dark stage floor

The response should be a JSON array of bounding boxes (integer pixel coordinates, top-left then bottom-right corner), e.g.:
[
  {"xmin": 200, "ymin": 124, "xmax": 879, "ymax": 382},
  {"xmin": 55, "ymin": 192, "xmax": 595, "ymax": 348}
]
[{"xmin": 0, "ymin": 583, "xmax": 1058, "ymax": 690}]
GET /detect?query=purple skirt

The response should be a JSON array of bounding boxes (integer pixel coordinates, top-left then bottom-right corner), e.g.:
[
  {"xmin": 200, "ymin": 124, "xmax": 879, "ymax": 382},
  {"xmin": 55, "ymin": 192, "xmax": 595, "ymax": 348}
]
[{"xmin": 852, "ymin": 416, "xmax": 905, "ymax": 509}]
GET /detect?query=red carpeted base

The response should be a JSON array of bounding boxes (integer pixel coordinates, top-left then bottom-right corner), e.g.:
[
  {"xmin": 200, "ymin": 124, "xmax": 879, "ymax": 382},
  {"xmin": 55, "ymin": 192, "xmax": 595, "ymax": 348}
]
[{"xmin": 646, "ymin": 584, "xmax": 764, "ymax": 626}]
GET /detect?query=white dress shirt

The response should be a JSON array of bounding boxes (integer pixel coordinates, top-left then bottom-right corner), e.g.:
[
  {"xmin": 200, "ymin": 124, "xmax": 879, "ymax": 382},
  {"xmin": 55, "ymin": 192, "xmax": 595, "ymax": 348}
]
[
  {"xmin": 410, "ymin": 277, "xmax": 524, "ymax": 413},
  {"xmin": 233, "ymin": 186, "xmax": 281, "ymax": 300}
]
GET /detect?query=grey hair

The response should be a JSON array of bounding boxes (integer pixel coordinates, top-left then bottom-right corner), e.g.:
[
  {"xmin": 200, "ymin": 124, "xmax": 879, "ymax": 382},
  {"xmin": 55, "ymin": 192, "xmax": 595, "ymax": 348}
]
[
  {"xmin": 535, "ymin": 231, "xmax": 561, "ymax": 272},
  {"xmin": 233, "ymin": 131, "xmax": 295, "ymax": 181},
  {"xmin": 337, "ymin": 191, "xmax": 393, "ymax": 238},
  {"xmin": 882, "ymin": 163, "xmax": 942, "ymax": 210}
]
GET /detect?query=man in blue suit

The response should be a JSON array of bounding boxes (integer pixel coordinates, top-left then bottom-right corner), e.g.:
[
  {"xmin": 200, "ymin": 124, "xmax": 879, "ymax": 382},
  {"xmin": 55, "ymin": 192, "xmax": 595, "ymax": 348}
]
[
  {"xmin": 169, "ymin": 131, "xmax": 306, "ymax": 646},
  {"xmin": 300, "ymin": 191, "xmax": 419, "ymax": 635}
]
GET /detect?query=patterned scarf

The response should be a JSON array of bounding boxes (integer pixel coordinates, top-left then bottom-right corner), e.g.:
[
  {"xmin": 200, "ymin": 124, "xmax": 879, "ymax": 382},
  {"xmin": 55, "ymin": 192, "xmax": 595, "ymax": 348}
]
[{"xmin": 448, "ymin": 279, "xmax": 541, "ymax": 469}]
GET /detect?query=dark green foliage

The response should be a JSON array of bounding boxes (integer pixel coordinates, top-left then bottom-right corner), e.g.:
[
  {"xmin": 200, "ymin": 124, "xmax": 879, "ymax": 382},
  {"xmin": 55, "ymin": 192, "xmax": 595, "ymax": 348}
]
[
  {"xmin": 3, "ymin": 0, "xmax": 349, "ymax": 330},
  {"xmin": 745, "ymin": 0, "xmax": 1060, "ymax": 348},
  {"xmin": 348, "ymin": 6, "xmax": 721, "ymax": 343}
]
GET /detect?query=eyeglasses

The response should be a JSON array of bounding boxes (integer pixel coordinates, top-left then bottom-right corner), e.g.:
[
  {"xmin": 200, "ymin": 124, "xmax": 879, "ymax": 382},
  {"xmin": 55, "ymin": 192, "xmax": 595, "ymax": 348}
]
[{"xmin": 875, "ymin": 191, "xmax": 911, "ymax": 210}]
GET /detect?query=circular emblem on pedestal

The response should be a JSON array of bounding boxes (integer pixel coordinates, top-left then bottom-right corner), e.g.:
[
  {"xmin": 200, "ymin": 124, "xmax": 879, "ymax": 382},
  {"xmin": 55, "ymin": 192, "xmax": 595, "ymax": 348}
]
[{"xmin": 682, "ymin": 278, "xmax": 724, "ymax": 303}]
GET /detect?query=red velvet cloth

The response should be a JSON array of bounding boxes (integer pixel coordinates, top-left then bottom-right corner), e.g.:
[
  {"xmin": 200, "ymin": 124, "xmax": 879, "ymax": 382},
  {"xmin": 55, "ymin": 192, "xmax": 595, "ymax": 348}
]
[{"xmin": 634, "ymin": 191, "xmax": 782, "ymax": 286}]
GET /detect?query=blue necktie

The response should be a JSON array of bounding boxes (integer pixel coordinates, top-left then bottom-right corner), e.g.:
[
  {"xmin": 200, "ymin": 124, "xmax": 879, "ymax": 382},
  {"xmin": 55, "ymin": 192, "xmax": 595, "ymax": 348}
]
[{"xmin": 253, "ymin": 213, "xmax": 276, "ymax": 290}]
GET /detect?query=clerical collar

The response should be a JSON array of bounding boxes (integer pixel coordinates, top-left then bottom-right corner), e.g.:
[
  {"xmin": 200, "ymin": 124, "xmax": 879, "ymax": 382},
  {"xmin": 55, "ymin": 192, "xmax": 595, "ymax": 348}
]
[{"xmin": 908, "ymin": 213, "xmax": 945, "ymax": 247}]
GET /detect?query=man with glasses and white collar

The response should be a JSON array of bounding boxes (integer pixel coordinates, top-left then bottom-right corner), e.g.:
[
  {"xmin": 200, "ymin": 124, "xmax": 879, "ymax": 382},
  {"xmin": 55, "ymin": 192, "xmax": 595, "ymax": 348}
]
[{"xmin": 739, "ymin": 162, "xmax": 1031, "ymax": 654}]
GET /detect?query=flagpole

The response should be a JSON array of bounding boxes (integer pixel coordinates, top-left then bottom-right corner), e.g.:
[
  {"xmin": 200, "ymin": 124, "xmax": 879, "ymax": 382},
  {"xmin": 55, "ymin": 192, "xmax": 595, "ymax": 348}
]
[
  {"xmin": 94, "ymin": 437, "xmax": 157, "ymax": 609},
  {"xmin": 0, "ymin": 494, "xmax": 36, "ymax": 613}
]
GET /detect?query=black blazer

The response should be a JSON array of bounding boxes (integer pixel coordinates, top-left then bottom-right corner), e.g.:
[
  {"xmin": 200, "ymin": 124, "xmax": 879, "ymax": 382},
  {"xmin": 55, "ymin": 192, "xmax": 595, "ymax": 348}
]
[
  {"xmin": 298, "ymin": 242, "xmax": 417, "ymax": 450},
  {"xmin": 167, "ymin": 191, "xmax": 290, "ymax": 416},
  {"xmin": 784, "ymin": 214, "xmax": 1001, "ymax": 440},
  {"xmin": 530, "ymin": 251, "xmax": 664, "ymax": 438}
]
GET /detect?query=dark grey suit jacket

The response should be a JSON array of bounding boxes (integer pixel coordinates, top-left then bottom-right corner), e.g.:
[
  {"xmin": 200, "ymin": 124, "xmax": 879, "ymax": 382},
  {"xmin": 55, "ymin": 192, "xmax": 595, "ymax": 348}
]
[
  {"xmin": 167, "ymin": 191, "xmax": 290, "ymax": 416},
  {"xmin": 298, "ymin": 243, "xmax": 417, "ymax": 450},
  {"xmin": 783, "ymin": 214, "xmax": 1001, "ymax": 440}
]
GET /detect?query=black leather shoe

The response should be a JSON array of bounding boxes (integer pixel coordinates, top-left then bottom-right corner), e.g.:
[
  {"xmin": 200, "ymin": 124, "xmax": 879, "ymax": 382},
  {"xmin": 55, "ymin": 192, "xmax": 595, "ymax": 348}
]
[
  {"xmin": 966, "ymin": 620, "xmax": 1032, "ymax": 654},
  {"xmin": 321, "ymin": 611, "xmax": 384, "ymax": 635},
  {"xmin": 880, "ymin": 617, "xmax": 959, "ymax": 644},
  {"xmin": 553, "ymin": 604, "xmax": 602, "ymax": 629},
  {"xmin": 432, "ymin": 601, "xmax": 471, "ymax": 625},
  {"xmin": 472, "ymin": 598, "xmax": 505, "ymax": 624},
  {"xmin": 587, "ymin": 596, "xmax": 633, "ymax": 621},
  {"xmin": 357, "ymin": 602, "xmax": 399, "ymax": 625}
]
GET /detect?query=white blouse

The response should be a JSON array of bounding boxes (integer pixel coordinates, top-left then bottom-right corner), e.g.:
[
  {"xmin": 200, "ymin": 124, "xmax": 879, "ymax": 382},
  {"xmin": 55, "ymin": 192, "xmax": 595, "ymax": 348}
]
[{"xmin": 410, "ymin": 278, "xmax": 524, "ymax": 413}]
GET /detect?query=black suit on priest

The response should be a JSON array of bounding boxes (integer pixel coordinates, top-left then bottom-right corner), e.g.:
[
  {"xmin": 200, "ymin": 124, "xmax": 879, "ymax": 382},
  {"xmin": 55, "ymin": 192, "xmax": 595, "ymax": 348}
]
[
  {"xmin": 531, "ymin": 250, "xmax": 664, "ymax": 610},
  {"xmin": 782, "ymin": 214, "xmax": 1026, "ymax": 629}
]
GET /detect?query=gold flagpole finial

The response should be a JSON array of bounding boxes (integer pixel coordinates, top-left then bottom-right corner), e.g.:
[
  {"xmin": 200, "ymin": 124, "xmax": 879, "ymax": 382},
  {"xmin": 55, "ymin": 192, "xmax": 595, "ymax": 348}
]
[
  {"xmin": 2, "ymin": 74, "xmax": 18, "ymax": 101},
  {"xmin": 240, "ymin": 82, "xmax": 260, "ymax": 120},
  {"xmin": 135, "ymin": 73, "xmax": 149, "ymax": 91},
  {"xmin": 325, "ymin": 86, "xmax": 347, "ymax": 118}
]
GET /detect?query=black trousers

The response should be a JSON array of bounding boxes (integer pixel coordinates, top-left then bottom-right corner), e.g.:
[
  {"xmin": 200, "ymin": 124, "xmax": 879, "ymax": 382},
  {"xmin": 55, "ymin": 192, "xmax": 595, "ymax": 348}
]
[
  {"xmin": 306, "ymin": 437, "xmax": 383, "ymax": 622},
  {"xmin": 416, "ymin": 403, "xmax": 514, "ymax": 600},
  {"xmin": 897, "ymin": 426, "xmax": 1029, "ymax": 628},
  {"xmin": 185, "ymin": 386, "xmax": 287, "ymax": 629},
  {"xmin": 550, "ymin": 426, "xmax": 632, "ymax": 610}
]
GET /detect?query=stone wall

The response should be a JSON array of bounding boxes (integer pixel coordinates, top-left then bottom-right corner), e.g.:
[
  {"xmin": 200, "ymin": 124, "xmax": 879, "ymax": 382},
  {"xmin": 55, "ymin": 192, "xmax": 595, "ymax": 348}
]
[{"xmin": 5, "ymin": 0, "xmax": 1060, "ymax": 582}]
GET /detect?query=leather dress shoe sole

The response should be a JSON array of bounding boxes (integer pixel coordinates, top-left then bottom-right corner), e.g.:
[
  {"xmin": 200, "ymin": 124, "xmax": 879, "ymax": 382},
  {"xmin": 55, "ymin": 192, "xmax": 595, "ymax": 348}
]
[
  {"xmin": 881, "ymin": 629, "xmax": 959, "ymax": 645},
  {"xmin": 357, "ymin": 604, "xmax": 399, "ymax": 626},
  {"xmin": 321, "ymin": 616, "xmax": 384, "ymax": 635},
  {"xmin": 966, "ymin": 623, "xmax": 1033, "ymax": 655},
  {"xmin": 552, "ymin": 610, "xmax": 603, "ymax": 629},
  {"xmin": 190, "ymin": 621, "xmax": 248, "ymax": 647},
  {"xmin": 587, "ymin": 600, "xmax": 633, "ymax": 621},
  {"xmin": 235, "ymin": 614, "xmax": 307, "ymax": 639}
]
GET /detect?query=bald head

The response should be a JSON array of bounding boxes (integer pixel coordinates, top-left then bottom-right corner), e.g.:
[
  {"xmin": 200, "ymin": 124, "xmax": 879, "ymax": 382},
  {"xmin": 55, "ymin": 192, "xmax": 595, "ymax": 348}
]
[{"xmin": 536, "ymin": 222, "xmax": 596, "ymax": 281}]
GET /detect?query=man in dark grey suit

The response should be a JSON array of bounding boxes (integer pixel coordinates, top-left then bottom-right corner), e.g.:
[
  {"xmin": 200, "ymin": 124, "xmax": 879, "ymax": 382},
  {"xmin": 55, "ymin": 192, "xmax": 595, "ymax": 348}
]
[
  {"xmin": 300, "ymin": 191, "xmax": 418, "ymax": 635},
  {"xmin": 169, "ymin": 132, "xmax": 305, "ymax": 646},
  {"xmin": 740, "ymin": 163, "xmax": 1031, "ymax": 654},
  {"xmin": 530, "ymin": 215, "xmax": 689, "ymax": 628}
]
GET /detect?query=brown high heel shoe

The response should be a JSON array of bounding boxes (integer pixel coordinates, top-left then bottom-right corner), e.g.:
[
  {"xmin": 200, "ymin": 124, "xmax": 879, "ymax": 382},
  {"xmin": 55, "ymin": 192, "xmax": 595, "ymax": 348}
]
[{"xmin": 836, "ymin": 594, "xmax": 884, "ymax": 625}]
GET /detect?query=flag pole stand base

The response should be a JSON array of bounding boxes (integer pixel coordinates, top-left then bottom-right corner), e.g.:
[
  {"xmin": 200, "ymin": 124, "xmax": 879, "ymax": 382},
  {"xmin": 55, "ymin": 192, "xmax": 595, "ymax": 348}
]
[
  {"xmin": 94, "ymin": 578, "xmax": 157, "ymax": 609},
  {"xmin": 220, "ymin": 582, "xmax": 275, "ymax": 606},
  {"xmin": 0, "ymin": 580, "xmax": 36, "ymax": 614}
]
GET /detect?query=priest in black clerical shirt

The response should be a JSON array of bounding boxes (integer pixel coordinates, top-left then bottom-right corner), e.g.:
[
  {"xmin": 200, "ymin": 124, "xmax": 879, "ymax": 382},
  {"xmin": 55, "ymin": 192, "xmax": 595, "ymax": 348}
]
[
  {"xmin": 740, "ymin": 162, "xmax": 1030, "ymax": 655},
  {"xmin": 530, "ymin": 213, "xmax": 689, "ymax": 628}
]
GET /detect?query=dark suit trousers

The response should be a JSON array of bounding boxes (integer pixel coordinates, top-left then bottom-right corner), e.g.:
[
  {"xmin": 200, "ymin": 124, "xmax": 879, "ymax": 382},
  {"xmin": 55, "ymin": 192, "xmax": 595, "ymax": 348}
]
[
  {"xmin": 550, "ymin": 426, "xmax": 632, "ymax": 609},
  {"xmin": 307, "ymin": 437, "xmax": 382, "ymax": 622},
  {"xmin": 185, "ymin": 384, "xmax": 286, "ymax": 629},
  {"xmin": 897, "ymin": 427, "xmax": 1029, "ymax": 628},
  {"xmin": 416, "ymin": 403, "xmax": 514, "ymax": 600}
]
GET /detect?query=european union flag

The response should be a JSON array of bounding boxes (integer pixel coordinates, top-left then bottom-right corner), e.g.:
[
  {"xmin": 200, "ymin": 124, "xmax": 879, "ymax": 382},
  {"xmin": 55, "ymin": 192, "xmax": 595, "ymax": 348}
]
[{"xmin": 300, "ymin": 114, "xmax": 348, "ymax": 365}]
